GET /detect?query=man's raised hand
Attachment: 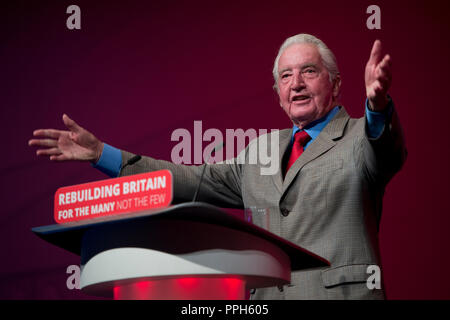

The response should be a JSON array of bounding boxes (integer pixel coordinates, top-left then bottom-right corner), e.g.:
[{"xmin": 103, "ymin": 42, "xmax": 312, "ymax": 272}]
[
  {"xmin": 365, "ymin": 39, "xmax": 392, "ymax": 111},
  {"xmin": 28, "ymin": 114, "xmax": 103, "ymax": 163}
]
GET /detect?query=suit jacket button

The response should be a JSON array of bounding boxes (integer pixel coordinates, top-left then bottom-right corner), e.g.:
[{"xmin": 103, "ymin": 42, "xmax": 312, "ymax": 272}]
[{"xmin": 280, "ymin": 208, "xmax": 289, "ymax": 217}]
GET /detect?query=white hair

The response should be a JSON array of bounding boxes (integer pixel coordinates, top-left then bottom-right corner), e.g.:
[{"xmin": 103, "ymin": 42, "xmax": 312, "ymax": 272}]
[{"xmin": 272, "ymin": 33, "xmax": 339, "ymax": 91}]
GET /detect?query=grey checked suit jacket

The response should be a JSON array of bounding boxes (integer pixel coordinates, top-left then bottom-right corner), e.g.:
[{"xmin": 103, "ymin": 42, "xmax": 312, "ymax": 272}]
[{"xmin": 119, "ymin": 106, "xmax": 407, "ymax": 299}]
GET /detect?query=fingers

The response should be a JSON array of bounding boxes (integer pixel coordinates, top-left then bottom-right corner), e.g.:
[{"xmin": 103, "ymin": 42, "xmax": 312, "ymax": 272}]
[
  {"xmin": 367, "ymin": 82, "xmax": 380, "ymax": 99},
  {"xmin": 375, "ymin": 54, "xmax": 392, "ymax": 88},
  {"xmin": 35, "ymin": 147, "xmax": 61, "ymax": 157},
  {"xmin": 29, "ymin": 131, "xmax": 61, "ymax": 152},
  {"xmin": 368, "ymin": 39, "xmax": 382, "ymax": 65},
  {"xmin": 372, "ymin": 81, "xmax": 384, "ymax": 95},
  {"xmin": 50, "ymin": 154, "xmax": 71, "ymax": 161},
  {"xmin": 377, "ymin": 54, "xmax": 391, "ymax": 74},
  {"xmin": 366, "ymin": 41, "xmax": 391, "ymax": 111},
  {"xmin": 63, "ymin": 114, "xmax": 82, "ymax": 133},
  {"xmin": 369, "ymin": 77, "xmax": 389, "ymax": 97},
  {"xmin": 28, "ymin": 138, "xmax": 58, "ymax": 148},
  {"xmin": 32, "ymin": 128, "xmax": 62, "ymax": 139},
  {"xmin": 29, "ymin": 130, "xmax": 64, "ymax": 159}
]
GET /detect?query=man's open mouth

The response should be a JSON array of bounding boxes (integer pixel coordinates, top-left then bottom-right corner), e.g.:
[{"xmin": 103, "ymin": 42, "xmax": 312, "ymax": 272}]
[{"xmin": 292, "ymin": 95, "xmax": 310, "ymax": 102}]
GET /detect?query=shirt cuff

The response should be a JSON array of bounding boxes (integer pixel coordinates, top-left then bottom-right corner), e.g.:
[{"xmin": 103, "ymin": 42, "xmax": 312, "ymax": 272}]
[
  {"xmin": 365, "ymin": 98, "xmax": 393, "ymax": 139},
  {"xmin": 91, "ymin": 143, "xmax": 122, "ymax": 177}
]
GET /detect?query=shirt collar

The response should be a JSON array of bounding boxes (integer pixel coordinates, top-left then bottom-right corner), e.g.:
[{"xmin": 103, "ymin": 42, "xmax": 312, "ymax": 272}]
[{"xmin": 292, "ymin": 106, "xmax": 341, "ymax": 142}]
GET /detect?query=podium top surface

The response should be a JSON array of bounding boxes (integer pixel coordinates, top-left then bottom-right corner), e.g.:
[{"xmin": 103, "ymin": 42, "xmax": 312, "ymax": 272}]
[{"xmin": 32, "ymin": 202, "xmax": 329, "ymax": 270}]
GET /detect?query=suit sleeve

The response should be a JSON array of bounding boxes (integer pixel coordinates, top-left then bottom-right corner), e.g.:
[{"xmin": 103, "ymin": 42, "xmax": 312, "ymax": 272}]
[
  {"xmin": 356, "ymin": 98, "xmax": 408, "ymax": 185},
  {"xmin": 119, "ymin": 150, "xmax": 244, "ymax": 208}
]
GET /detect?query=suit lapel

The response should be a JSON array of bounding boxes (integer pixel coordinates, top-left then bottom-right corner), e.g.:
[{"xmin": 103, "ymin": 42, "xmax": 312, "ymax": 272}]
[
  {"xmin": 280, "ymin": 107, "xmax": 351, "ymax": 198},
  {"xmin": 271, "ymin": 129, "xmax": 291, "ymax": 193}
]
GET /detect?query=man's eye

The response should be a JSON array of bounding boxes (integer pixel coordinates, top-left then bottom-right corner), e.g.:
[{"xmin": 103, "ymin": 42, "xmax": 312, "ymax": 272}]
[
  {"xmin": 304, "ymin": 69, "xmax": 316, "ymax": 73},
  {"xmin": 281, "ymin": 74, "xmax": 291, "ymax": 78}
]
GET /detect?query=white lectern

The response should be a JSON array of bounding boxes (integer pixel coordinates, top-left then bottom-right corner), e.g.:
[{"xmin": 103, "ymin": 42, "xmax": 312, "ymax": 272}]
[{"xmin": 32, "ymin": 203, "xmax": 329, "ymax": 299}]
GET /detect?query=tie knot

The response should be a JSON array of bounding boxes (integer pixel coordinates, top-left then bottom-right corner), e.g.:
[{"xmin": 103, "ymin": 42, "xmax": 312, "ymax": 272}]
[{"xmin": 294, "ymin": 130, "xmax": 311, "ymax": 146}]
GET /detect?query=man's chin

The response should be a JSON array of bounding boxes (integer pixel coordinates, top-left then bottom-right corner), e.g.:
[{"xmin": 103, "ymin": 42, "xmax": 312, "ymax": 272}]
[{"xmin": 288, "ymin": 106, "xmax": 315, "ymax": 126}]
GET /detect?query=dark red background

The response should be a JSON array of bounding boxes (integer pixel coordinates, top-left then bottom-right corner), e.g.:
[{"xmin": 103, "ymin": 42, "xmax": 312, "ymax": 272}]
[{"xmin": 2, "ymin": 0, "xmax": 450, "ymax": 299}]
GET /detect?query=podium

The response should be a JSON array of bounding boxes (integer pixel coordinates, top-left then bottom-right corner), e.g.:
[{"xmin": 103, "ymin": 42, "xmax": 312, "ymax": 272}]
[{"xmin": 32, "ymin": 202, "xmax": 329, "ymax": 299}]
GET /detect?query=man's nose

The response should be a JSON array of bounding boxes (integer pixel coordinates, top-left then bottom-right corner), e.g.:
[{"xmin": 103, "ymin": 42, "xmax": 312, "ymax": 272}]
[{"xmin": 291, "ymin": 72, "xmax": 306, "ymax": 91}]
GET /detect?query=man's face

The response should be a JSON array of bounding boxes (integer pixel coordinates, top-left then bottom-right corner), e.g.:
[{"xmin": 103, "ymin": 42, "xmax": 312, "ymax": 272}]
[{"xmin": 277, "ymin": 43, "xmax": 340, "ymax": 128}]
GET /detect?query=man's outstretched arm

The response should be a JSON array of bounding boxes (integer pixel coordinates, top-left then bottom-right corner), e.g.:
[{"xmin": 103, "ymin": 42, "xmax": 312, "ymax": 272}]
[
  {"xmin": 28, "ymin": 115, "xmax": 244, "ymax": 208},
  {"xmin": 360, "ymin": 40, "xmax": 407, "ymax": 184}
]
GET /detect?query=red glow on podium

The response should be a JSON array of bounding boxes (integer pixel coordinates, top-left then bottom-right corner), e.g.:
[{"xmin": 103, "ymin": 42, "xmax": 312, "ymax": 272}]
[
  {"xmin": 176, "ymin": 277, "xmax": 199, "ymax": 289},
  {"xmin": 113, "ymin": 276, "xmax": 245, "ymax": 300}
]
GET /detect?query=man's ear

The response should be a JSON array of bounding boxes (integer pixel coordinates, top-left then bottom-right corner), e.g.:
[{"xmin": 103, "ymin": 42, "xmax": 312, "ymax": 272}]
[{"xmin": 332, "ymin": 74, "xmax": 341, "ymax": 98}]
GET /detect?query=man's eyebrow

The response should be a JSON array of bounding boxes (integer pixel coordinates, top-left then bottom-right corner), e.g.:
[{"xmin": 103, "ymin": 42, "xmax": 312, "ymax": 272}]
[
  {"xmin": 279, "ymin": 63, "xmax": 319, "ymax": 75},
  {"xmin": 279, "ymin": 67, "xmax": 292, "ymax": 75},
  {"xmin": 300, "ymin": 63, "xmax": 318, "ymax": 69}
]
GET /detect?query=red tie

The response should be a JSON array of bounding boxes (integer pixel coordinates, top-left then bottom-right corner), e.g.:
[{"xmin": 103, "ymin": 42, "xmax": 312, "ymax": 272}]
[{"xmin": 285, "ymin": 131, "xmax": 311, "ymax": 174}]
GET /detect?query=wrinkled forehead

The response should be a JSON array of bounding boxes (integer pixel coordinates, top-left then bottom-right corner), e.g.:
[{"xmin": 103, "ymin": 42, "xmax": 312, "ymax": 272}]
[{"xmin": 278, "ymin": 43, "xmax": 323, "ymax": 72}]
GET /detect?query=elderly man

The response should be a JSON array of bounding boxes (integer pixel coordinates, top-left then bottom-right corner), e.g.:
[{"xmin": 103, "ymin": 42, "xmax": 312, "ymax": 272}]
[{"xmin": 29, "ymin": 34, "xmax": 406, "ymax": 299}]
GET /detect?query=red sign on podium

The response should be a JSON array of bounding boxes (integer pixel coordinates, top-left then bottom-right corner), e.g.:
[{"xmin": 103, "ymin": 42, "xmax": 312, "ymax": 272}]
[{"xmin": 54, "ymin": 170, "xmax": 173, "ymax": 224}]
